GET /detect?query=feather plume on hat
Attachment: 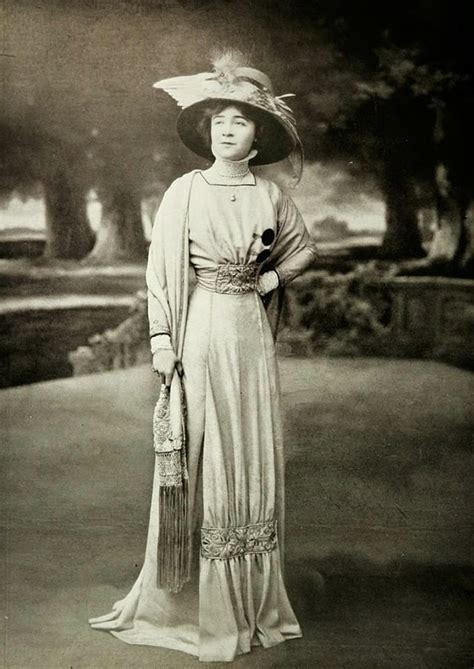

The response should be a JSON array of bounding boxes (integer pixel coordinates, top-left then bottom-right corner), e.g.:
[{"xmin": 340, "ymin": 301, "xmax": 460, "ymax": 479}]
[
  {"xmin": 153, "ymin": 72, "xmax": 217, "ymax": 109},
  {"xmin": 210, "ymin": 48, "xmax": 252, "ymax": 79},
  {"xmin": 153, "ymin": 50, "xmax": 253, "ymax": 108}
]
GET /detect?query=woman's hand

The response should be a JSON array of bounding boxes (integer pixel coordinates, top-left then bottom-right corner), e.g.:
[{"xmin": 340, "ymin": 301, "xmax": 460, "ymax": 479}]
[
  {"xmin": 152, "ymin": 349, "xmax": 183, "ymax": 386},
  {"xmin": 257, "ymin": 270, "xmax": 280, "ymax": 296}
]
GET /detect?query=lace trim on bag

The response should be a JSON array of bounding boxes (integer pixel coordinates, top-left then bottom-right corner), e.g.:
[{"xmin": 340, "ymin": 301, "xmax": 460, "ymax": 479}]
[
  {"xmin": 155, "ymin": 450, "xmax": 188, "ymax": 487},
  {"xmin": 215, "ymin": 263, "xmax": 259, "ymax": 294},
  {"xmin": 153, "ymin": 384, "xmax": 188, "ymax": 487},
  {"xmin": 201, "ymin": 519, "xmax": 277, "ymax": 559},
  {"xmin": 153, "ymin": 385, "xmax": 175, "ymax": 452}
]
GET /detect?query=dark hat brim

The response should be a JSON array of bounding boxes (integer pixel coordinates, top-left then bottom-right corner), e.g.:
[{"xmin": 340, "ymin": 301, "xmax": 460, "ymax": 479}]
[{"xmin": 176, "ymin": 99, "xmax": 297, "ymax": 166}]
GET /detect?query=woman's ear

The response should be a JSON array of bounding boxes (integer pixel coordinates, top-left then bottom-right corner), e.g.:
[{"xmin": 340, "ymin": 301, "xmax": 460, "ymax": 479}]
[{"xmin": 255, "ymin": 123, "xmax": 265, "ymax": 145}]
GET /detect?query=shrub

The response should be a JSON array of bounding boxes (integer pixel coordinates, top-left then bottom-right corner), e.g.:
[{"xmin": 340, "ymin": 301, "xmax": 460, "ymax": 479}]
[{"xmin": 284, "ymin": 261, "xmax": 399, "ymax": 355}]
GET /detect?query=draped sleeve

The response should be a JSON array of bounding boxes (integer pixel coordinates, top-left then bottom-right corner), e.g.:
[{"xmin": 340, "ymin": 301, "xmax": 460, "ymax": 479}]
[
  {"xmin": 261, "ymin": 185, "xmax": 318, "ymax": 340},
  {"xmin": 144, "ymin": 171, "xmax": 198, "ymax": 486},
  {"xmin": 270, "ymin": 189, "xmax": 319, "ymax": 286},
  {"xmin": 146, "ymin": 182, "xmax": 177, "ymax": 341},
  {"xmin": 145, "ymin": 171, "xmax": 197, "ymax": 351}
]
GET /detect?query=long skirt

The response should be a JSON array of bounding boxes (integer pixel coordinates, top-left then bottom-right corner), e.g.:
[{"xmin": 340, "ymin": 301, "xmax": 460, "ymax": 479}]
[{"xmin": 89, "ymin": 285, "xmax": 301, "ymax": 662}]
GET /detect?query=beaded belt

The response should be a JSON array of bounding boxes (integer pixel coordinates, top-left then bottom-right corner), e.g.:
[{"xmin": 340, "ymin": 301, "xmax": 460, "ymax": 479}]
[{"xmin": 196, "ymin": 263, "xmax": 259, "ymax": 295}]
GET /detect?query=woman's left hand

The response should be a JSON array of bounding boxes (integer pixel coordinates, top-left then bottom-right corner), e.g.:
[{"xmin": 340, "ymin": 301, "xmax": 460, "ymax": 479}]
[{"xmin": 257, "ymin": 270, "xmax": 279, "ymax": 296}]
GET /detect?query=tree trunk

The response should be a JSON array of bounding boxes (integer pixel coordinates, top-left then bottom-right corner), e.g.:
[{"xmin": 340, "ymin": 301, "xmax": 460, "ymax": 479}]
[
  {"xmin": 460, "ymin": 203, "xmax": 474, "ymax": 272},
  {"xmin": 379, "ymin": 169, "xmax": 425, "ymax": 259},
  {"xmin": 429, "ymin": 104, "xmax": 474, "ymax": 274},
  {"xmin": 43, "ymin": 167, "xmax": 95, "ymax": 260},
  {"xmin": 429, "ymin": 163, "xmax": 463, "ymax": 262},
  {"xmin": 429, "ymin": 171, "xmax": 474, "ymax": 275},
  {"xmin": 85, "ymin": 186, "xmax": 147, "ymax": 264}
]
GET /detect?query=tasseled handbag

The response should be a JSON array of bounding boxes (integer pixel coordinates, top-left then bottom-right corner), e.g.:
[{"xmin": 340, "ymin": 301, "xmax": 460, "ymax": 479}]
[{"xmin": 152, "ymin": 382, "xmax": 190, "ymax": 593}]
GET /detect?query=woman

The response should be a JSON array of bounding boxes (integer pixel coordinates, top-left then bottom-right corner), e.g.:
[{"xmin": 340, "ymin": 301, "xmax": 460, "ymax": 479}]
[{"xmin": 89, "ymin": 52, "xmax": 318, "ymax": 663}]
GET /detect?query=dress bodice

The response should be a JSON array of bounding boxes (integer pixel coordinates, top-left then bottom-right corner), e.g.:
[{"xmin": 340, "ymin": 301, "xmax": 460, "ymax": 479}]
[
  {"xmin": 146, "ymin": 166, "xmax": 318, "ymax": 340},
  {"xmin": 188, "ymin": 171, "xmax": 279, "ymax": 271}
]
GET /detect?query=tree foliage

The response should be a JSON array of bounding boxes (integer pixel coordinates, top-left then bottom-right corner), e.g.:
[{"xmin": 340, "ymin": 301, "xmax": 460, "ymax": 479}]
[{"xmin": 1, "ymin": 0, "xmax": 472, "ymax": 270}]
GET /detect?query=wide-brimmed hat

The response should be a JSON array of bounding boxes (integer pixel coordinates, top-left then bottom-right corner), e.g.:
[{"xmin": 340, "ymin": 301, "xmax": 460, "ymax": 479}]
[{"xmin": 153, "ymin": 51, "xmax": 303, "ymax": 177}]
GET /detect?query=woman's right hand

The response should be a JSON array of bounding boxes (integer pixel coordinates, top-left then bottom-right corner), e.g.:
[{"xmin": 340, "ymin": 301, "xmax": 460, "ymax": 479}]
[{"xmin": 152, "ymin": 349, "xmax": 183, "ymax": 386}]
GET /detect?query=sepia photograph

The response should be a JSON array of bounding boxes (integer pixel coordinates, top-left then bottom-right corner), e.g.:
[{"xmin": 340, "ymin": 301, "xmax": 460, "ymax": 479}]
[{"xmin": 1, "ymin": 1, "xmax": 473, "ymax": 667}]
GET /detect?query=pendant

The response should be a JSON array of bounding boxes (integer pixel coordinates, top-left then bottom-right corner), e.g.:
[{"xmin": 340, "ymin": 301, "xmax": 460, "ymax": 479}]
[{"xmin": 230, "ymin": 194, "xmax": 236, "ymax": 202}]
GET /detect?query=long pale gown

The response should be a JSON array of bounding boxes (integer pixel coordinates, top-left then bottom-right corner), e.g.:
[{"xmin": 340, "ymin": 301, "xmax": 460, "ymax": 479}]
[{"xmin": 89, "ymin": 166, "xmax": 317, "ymax": 663}]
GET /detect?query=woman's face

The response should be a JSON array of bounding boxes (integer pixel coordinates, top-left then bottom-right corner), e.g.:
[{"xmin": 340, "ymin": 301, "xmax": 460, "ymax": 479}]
[{"xmin": 210, "ymin": 105, "xmax": 256, "ymax": 161}]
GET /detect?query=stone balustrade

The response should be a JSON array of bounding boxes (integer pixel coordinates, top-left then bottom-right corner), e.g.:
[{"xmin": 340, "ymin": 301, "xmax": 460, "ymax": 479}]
[
  {"xmin": 0, "ymin": 295, "xmax": 134, "ymax": 388},
  {"xmin": 386, "ymin": 277, "xmax": 474, "ymax": 365},
  {"xmin": 67, "ymin": 277, "xmax": 474, "ymax": 377},
  {"xmin": 68, "ymin": 290, "xmax": 150, "ymax": 376}
]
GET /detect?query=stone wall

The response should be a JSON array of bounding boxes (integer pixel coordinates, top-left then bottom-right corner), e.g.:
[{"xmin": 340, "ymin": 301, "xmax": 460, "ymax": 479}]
[
  {"xmin": 0, "ymin": 300, "xmax": 132, "ymax": 388},
  {"xmin": 66, "ymin": 278, "xmax": 474, "ymax": 378},
  {"xmin": 0, "ymin": 239, "xmax": 45, "ymax": 259},
  {"xmin": 388, "ymin": 277, "xmax": 474, "ymax": 366},
  {"xmin": 68, "ymin": 291, "xmax": 150, "ymax": 377},
  {"xmin": 10, "ymin": 277, "xmax": 469, "ymax": 388}
]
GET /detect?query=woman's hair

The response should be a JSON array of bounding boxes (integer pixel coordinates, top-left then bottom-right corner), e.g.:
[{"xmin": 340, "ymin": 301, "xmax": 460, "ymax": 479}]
[{"xmin": 196, "ymin": 101, "xmax": 265, "ymax": 150}]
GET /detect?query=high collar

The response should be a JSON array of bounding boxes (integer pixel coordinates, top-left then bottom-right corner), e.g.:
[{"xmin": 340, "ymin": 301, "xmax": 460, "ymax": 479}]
[{"xmin": 203, "ymin": 148, "xmax": 258, "ymax": 184}]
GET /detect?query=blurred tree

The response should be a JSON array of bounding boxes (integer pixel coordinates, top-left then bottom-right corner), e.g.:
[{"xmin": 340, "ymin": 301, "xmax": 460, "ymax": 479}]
[
  {"xmin": 355, "ymin": 42, "xmax": 473, "ymax": 272},
  {"xmin": 1, "ymin": 0, "xmax": 275, "ymax": 262},
  {"xmin": 43, "ymin": 146, "xmax": 95, "ymax": 259},
  {"xmin": 1, "ymin": 1, "xmax": 194, "ymax": 262},
  {"xmin": 2, "ymin": 0, "xmax": 472, "ymax": 272},
  {"xmin": 258, "ymin": 7, "xmax": 426, "ymax": 259},
  {"xmin": 0, "ymin": 123, "xmax": 95, "ymax": 258},
  {"xmin": 272, "ymin": 0, "xmax": 473, "ymax": 271},
  {"xmin": 83, "ymin": 131, "xmax": 151, "ymax": 264},
  {"xmin": 349, "ymin": 49, "xmax": 435, "ymax": 260},
  {"xmin": 429, "ymin": 88, "xmax": 474, "ymax": 272}
]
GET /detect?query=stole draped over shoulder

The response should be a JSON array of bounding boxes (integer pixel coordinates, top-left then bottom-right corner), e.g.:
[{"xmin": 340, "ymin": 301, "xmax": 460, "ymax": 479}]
[
  {"xmin": 89, "ymin": 166, "xmax": 318, "ymax": 663},
  {"xmin": 145, "ymin": 170, "xmax": 197, "ymax": 594}
]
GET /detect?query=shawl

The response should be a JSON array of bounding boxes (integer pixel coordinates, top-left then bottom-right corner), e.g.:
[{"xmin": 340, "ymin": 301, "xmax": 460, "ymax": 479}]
[
  {"xmin": 145, "ymin": 169, "xmax": 285, "ymax": 592},
  {"xmin": 146, "ymin": 170, "xmax": 198, "ymax": 592}
]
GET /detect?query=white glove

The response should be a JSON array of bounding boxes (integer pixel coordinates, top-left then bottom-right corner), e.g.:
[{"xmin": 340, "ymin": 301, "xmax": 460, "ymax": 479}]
[{"xmin": 256, "ymin": 270, "xmax": 279, "ymax": 296}]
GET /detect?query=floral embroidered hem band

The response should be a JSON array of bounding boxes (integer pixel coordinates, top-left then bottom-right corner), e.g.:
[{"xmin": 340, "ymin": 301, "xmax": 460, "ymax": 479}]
[{"xmin": 201, "ymin": 519, "xmax": 278, "ymax": 560}]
